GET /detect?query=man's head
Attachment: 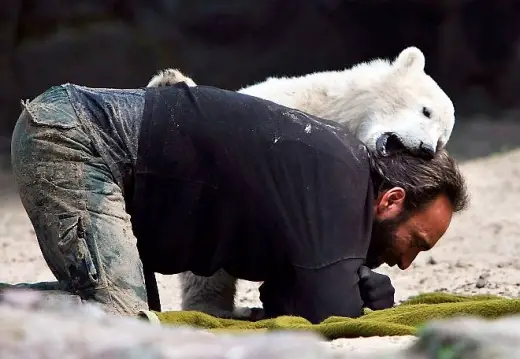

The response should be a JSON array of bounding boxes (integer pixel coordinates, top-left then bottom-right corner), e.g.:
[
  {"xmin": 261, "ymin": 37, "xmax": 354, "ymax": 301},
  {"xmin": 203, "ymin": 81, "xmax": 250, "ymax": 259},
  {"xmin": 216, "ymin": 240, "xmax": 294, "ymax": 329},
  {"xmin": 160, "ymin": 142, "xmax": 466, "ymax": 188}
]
[{"xmin": 365, "ymin": 149, "xmax": 469, "ymax": 270}]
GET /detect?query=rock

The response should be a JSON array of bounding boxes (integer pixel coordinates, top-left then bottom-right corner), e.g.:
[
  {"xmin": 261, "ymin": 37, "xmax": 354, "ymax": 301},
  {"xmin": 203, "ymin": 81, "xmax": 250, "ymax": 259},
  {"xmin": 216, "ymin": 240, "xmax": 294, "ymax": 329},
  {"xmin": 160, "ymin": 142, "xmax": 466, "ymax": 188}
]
[
  {"xmin": 426, "ymin": 256, "xmax": 438, "ymax": 265},
  {"xmin": 0, "ymin": 287, "xmax": 104, "ymax": 317},
  {"xmin": 475, "ymin": 279, "xmax": 487, "ymax": 289},
  {"xmin": 408, "ymin": 315, "xmax": 520, "ymax": 359},
  {"xmin": 479, "ymin": 272, "xmax": 491, "ymax": 280},
  {"xmin": 349, "ymin": 316, "xmax": 520, "ymax": 359},
  {"xmin": 455, "ymin": 260, "xmax": 472, "ymax": 268},
  {"xmin": 476, "ymin": 273, "xmax": 489, "ymax": 288},
  {"xmin": 0, "ymin": 288, "xmax": 332, "ymax": 359}
]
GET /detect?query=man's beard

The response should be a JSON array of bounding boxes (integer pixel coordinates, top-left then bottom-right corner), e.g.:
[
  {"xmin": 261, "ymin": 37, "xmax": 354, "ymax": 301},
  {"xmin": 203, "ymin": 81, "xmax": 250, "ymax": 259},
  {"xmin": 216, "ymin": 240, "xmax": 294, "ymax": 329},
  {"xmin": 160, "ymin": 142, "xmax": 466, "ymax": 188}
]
[{"xmin": 364, "ymin": 216, "xmax": 403, "ymax": 269}]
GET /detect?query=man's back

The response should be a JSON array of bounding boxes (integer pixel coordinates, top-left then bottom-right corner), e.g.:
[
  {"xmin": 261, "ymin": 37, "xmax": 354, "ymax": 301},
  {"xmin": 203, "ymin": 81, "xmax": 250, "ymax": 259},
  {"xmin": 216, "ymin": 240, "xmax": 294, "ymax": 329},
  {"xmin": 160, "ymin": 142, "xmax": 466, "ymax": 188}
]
[{"xmin": 132, "ymin": 83, "xmax": 374, "ymax": 288}]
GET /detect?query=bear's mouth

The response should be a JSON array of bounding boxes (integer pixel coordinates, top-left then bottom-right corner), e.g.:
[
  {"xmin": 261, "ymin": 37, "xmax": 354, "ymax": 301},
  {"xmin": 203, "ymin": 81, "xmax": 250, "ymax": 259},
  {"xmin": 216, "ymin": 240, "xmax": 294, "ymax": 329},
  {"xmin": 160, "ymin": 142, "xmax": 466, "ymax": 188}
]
[
  {"xmin": 376, "ymin": 133, "xmax": 436, "ymax": 159},
  {"xmin": 375, "ymin": 133, "xmax": 405, "ymax": 156}
]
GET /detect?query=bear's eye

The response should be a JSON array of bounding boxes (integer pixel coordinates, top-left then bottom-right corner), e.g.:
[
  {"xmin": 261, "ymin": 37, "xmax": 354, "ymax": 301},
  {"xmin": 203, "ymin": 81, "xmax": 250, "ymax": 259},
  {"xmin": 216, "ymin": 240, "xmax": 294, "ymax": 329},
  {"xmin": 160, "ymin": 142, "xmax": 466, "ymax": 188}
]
[{"xmin": 422, "ymin": 107, "xmax": 431, "ymax": 118}]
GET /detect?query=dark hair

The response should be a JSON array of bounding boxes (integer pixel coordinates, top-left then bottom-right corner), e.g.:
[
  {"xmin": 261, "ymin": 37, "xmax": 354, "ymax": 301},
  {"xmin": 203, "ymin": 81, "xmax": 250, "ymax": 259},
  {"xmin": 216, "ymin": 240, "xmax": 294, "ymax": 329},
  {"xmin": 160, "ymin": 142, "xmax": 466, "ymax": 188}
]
[{"xmin": 369, "ymin": 148, "xmax": 469, "ymax": 214}]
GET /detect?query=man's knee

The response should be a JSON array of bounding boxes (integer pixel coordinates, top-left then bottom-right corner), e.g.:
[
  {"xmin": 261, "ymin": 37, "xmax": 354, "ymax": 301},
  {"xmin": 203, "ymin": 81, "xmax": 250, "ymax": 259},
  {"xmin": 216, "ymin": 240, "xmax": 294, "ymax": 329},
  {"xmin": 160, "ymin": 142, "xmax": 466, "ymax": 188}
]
[
  {"xmin": 56, "ymin": 214, "xmax": 100, "ymax": 289},
  {"xmin": 35, "ymin": 210, "xmax": 147, "ymax": 315}
]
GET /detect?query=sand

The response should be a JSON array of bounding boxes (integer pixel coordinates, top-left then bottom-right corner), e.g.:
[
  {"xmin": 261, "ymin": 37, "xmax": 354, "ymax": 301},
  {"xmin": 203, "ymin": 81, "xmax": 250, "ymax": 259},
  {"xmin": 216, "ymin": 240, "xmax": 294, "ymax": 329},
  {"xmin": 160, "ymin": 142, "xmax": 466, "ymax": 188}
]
[{"xmin": 1, "ymin": 115, "xmax": 520, "ymax": 354}]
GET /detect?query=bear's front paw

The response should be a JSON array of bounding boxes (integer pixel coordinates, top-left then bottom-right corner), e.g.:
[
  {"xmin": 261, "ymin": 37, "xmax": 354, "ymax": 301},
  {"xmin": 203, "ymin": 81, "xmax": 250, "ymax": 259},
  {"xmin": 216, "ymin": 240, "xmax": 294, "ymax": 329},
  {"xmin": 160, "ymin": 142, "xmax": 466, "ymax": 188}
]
[
  {"xmin": 146, "ymin": 68, "xmax": 197, "ymax": 88},
  {"xmin": 232, "ymin": 306, "xmax": 265, "ymax": 322}
]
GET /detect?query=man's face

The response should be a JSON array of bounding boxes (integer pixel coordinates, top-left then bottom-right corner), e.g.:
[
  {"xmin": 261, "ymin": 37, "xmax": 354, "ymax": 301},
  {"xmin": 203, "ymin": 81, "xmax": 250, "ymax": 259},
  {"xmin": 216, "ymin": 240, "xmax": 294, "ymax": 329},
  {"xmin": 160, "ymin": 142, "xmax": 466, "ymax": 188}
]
[{"xmin": 365, "ymin": 188, "xmax": 453, "ymax": 270}]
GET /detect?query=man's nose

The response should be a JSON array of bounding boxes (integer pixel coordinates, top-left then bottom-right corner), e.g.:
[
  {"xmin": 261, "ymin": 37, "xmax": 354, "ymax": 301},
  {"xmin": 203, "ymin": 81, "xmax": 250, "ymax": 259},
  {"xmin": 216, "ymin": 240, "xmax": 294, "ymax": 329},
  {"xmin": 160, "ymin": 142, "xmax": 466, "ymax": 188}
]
[
  {"xmin": 398, "ymin": 250, "xmax": 420, "ymax": 270},
  {"xmin": 398, "ymin": 260, "xmax": 411, "ymax": 270}
]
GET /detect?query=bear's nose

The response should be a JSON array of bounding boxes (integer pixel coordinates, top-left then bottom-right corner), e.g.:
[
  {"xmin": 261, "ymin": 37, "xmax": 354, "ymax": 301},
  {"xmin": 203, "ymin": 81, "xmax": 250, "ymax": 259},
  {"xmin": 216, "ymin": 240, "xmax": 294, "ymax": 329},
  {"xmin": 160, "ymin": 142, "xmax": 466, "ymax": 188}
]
[{"xmin": 418, "ymin": 142, "xmax": 435, "ymax": 159}]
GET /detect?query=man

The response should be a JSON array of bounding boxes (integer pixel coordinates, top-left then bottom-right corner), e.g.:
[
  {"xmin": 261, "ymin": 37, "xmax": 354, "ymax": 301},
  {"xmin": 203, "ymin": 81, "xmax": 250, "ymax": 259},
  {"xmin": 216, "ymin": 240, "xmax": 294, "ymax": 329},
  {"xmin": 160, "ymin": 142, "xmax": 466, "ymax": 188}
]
[{"xmin": 10, "ymin": 82, "xmax": 468, "ymax": 324}]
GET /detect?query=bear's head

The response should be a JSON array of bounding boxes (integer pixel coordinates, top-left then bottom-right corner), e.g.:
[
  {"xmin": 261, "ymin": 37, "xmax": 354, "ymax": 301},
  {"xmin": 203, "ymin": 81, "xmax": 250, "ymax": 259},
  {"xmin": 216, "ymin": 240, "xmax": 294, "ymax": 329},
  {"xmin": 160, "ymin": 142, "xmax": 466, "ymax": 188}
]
[{"xmin": 347, "ymin": 46, "xmax": 455, "ymax": 159}]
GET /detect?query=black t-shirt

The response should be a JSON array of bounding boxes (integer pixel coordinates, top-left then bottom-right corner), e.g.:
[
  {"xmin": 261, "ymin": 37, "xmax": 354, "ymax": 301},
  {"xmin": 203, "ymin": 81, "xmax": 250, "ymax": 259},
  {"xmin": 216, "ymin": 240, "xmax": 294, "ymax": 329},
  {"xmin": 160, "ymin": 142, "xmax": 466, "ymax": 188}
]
[{"xmin": 132, "ymin": 83, "xmax": 374, "ymax": 323}]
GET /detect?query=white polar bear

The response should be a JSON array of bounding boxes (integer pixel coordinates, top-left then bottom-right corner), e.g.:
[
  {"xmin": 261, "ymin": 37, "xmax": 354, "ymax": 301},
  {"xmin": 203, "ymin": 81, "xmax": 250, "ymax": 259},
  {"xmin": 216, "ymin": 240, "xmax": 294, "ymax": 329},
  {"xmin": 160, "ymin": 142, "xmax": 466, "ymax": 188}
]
[
  {"xmin": 148, "ymin": 46, "xmax": 455, "ymax": 158},
  {"xmin": 146, "ymin": 46, "xmax": 456, "ymax": 320}
]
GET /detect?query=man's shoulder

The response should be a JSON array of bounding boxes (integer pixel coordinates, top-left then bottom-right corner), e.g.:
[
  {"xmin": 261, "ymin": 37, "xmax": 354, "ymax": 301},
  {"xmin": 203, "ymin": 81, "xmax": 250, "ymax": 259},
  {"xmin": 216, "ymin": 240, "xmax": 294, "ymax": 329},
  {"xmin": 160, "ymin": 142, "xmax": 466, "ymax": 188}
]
[
  {"xmin": 144, "ymin": 83, "xmax": 372, "ymax": 169},
  {"xmin": 290, "ymin": 113, "xmax": 372, "ymax": 171}
]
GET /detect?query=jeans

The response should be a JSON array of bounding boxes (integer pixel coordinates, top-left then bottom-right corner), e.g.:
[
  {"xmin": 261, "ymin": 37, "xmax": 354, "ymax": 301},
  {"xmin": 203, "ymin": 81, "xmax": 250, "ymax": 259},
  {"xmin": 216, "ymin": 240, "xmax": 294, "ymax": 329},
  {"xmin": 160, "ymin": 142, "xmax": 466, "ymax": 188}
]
[{"xmin": 10, "ymin": 85, "xmax": 148, "ymax": 315}]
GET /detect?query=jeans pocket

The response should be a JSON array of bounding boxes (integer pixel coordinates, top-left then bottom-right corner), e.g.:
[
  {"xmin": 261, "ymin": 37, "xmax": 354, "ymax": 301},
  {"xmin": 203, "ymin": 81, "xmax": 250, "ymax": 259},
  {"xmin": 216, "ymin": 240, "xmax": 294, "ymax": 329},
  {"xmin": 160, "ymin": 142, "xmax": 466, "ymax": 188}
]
[
  {"xmin": 55, "ymin": 213, "xmax": 100, "ymax": 291},
  {"xmin": 23, "ymin": 86, "xmax": 78, "ymax": 130}
]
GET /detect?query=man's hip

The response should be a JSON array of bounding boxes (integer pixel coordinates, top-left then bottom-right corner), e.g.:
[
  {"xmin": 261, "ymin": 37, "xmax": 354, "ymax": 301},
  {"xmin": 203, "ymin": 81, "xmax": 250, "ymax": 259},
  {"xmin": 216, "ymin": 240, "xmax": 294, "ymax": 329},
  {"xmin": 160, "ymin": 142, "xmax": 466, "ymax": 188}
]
[{"xmin": 10, "ymin": 85, "xmax": 148, "ymax": 315}]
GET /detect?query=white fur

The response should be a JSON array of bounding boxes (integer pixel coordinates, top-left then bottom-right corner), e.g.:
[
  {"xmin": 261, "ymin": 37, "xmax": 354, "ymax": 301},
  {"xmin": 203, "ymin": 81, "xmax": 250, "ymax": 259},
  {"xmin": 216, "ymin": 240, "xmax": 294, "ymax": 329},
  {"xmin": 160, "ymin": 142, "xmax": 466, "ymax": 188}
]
[
  {"xmin": 146, "ymin": 46, "xmax": 456, "ymax": 320},
  {"xmin": 147, "ymin": 69, "xmax": 197, "ymax": 88},
  {"xmin": 237, "ymin": 46, "xmax": 454, "ymax": 154}
]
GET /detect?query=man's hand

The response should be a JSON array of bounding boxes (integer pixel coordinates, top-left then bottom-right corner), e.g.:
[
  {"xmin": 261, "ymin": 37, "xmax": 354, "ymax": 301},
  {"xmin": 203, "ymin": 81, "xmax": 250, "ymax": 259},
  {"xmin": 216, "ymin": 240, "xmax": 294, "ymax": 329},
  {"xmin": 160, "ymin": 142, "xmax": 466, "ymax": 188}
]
[{"xmin": 358, "ymin": 266, "xmax": 395, "ymax": 310}]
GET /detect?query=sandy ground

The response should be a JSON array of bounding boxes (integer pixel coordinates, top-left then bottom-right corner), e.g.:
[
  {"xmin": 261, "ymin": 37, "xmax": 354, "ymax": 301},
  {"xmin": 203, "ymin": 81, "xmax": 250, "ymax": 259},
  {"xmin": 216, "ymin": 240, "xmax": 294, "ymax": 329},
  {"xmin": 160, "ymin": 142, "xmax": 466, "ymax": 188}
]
[{"xmin": 2, "ymin": 115, "xmax": 520, "ymax": 355}]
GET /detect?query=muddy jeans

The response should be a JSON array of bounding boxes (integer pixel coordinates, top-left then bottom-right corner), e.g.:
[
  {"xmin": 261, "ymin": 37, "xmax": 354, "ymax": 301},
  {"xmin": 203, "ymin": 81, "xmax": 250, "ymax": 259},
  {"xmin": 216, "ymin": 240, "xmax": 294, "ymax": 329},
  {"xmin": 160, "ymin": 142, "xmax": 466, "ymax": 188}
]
[{"xmin": 10, "ymin": 86, "xmax": 148, "ymax": 315}]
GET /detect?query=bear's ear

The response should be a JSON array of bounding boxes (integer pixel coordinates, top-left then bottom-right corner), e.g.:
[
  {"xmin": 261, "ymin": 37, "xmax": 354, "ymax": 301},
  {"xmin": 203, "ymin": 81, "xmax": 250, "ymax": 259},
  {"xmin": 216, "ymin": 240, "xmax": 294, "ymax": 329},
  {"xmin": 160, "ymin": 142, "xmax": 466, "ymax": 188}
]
[{"xmin": 392, "ymin": 46, "xmax": 425, "ymax": 74}]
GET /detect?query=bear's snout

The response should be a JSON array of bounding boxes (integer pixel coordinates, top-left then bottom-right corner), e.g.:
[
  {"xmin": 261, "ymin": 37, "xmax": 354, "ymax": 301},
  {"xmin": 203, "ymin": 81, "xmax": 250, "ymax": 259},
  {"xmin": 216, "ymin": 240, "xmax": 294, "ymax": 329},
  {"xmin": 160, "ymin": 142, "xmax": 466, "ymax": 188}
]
[{"xmin": 417, "ymin": 142, "xmax": 435, "ymax": 159}]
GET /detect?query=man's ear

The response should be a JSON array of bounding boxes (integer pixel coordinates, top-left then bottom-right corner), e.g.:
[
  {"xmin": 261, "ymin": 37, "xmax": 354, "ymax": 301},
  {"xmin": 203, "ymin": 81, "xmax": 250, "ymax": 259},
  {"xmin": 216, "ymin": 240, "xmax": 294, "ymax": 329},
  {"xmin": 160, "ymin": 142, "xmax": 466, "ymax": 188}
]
[{"xmin": 375, "ymin": 187, "xmax": 406, "ymax": 219}]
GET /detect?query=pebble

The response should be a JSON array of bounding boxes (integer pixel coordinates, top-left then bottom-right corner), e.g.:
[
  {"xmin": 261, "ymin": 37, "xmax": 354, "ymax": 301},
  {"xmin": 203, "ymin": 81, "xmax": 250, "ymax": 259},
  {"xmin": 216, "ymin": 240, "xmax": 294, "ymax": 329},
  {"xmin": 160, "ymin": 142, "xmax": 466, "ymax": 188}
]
[
  {"xmin": 426, "ymin": 256, "xmax": 437, "ymax": 265},
  {"xmin": 476, "ymin": 273, "xmax": 489, "ymax": 288},
  {"xmin": 455, "ymin": 260, "xmax": 470, "ymax": 268}
]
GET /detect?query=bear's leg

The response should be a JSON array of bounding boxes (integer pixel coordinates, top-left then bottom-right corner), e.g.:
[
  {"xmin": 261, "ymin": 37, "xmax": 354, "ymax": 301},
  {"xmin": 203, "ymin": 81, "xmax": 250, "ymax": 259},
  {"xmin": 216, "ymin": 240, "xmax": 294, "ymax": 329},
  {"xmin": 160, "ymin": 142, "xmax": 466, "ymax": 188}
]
[
  {"xmin": 179, "ymin": 270, "xmax": 263, "ymax": 320},
  {"xmin": 146, "ymin": 68, "xmax": 197, "ymax": 88},
  {"xmin": 179, "ymin": 269, "xmax": 236, "ymax": 318}
]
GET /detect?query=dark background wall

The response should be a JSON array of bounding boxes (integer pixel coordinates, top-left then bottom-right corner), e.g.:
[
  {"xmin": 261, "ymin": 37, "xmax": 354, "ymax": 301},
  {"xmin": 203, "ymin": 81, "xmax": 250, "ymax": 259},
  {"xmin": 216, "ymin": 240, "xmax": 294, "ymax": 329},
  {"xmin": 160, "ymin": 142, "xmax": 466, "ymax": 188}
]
[{"xmin": 2, "ymin": 0, "xmax": 520, "ymax": 141}]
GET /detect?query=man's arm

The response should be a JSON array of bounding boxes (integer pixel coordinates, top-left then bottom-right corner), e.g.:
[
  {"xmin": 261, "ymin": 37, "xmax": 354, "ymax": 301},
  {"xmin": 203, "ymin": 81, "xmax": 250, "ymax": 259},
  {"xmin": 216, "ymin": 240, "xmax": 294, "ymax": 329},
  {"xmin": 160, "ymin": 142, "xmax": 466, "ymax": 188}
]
[
  {"xmin": 259, "ymin": 258, "xmax": 365, "ymax": 324},
  {"xmin": 252, "ymin": 136, "xmax": 375, "ymax": 324}
]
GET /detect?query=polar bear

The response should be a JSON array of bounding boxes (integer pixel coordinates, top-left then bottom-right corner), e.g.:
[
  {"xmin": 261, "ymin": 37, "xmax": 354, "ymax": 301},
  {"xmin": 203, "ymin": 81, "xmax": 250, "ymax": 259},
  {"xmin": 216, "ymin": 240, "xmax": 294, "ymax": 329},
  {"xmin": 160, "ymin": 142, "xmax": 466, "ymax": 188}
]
[
  {"xmin": 148, "ymin": 46, "xmax": 455, "ymax": 158},
  {"xmin": 146, "ymin": 46, "xmax": 456, "ymax": 320}
]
